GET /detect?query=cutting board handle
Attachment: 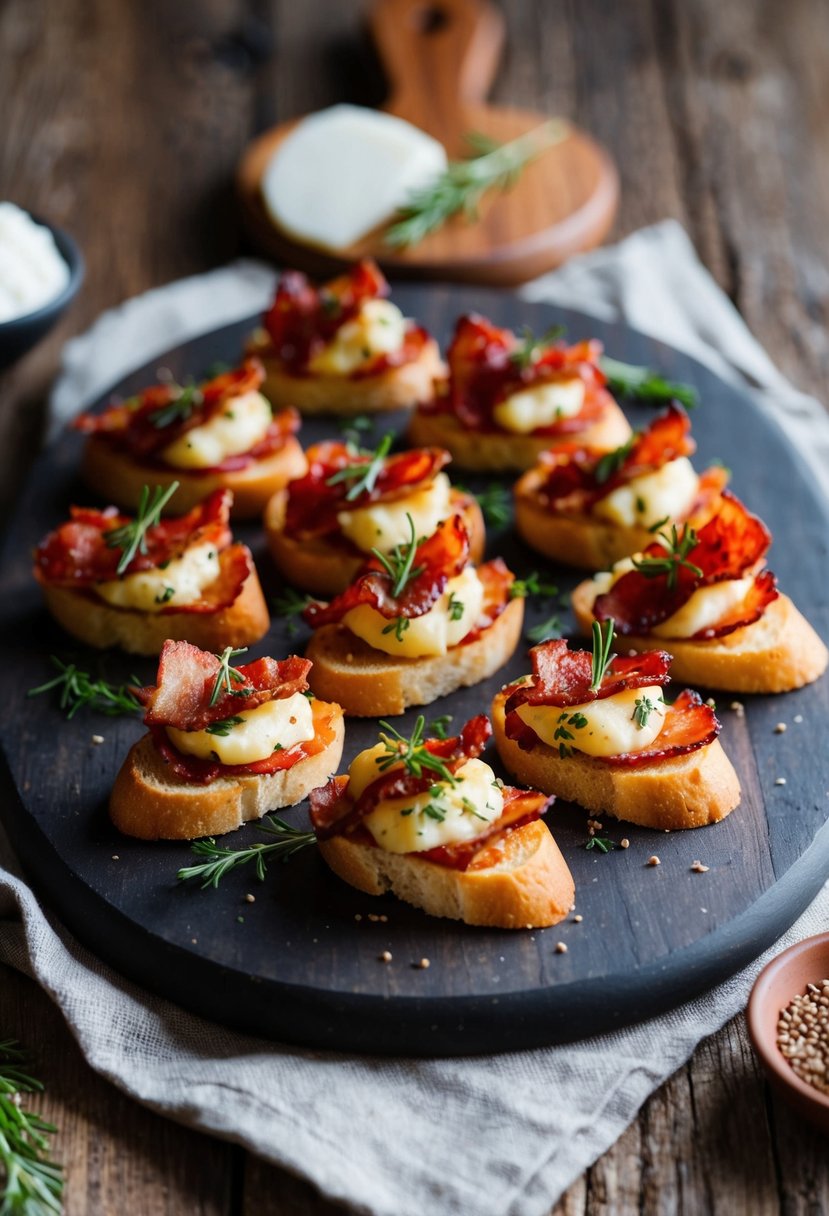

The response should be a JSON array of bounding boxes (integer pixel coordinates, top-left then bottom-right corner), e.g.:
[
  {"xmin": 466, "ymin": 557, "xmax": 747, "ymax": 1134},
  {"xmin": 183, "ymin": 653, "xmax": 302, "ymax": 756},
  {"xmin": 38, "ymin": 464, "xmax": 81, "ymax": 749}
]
[{"xmin": 368, "ymin": 0, "xmax": 505, "ymax": 145}]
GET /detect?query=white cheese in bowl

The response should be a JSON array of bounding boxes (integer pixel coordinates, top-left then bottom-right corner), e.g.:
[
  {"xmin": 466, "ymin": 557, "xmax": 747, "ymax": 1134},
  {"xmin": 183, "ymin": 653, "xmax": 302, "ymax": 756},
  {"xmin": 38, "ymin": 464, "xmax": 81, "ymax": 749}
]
[{"xmin": 0, "ymin": 202, "xmax": 70, "ymax": 322}]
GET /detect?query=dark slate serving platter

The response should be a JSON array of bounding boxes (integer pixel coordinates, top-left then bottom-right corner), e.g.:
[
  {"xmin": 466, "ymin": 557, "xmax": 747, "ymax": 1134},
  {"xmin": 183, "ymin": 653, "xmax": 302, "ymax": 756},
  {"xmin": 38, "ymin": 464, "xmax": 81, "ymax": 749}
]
[{"xmin": 1, "ymin": 284, "xmax": 827, "ymax": 1056}]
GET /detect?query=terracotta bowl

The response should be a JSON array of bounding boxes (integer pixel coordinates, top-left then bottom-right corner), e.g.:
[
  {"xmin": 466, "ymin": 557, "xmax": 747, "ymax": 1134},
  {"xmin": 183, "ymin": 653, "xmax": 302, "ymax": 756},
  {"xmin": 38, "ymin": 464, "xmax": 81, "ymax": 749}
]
[{"xmin": 747, "ymin": 932, "xmax": 829, "ymax": 1135}]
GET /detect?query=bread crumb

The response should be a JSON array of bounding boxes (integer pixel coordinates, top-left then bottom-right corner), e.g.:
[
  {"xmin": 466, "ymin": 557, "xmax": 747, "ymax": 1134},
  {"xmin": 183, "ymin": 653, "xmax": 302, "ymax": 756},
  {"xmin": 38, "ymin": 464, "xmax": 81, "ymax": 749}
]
[
  {"xmin": 555, "ymin": 941, "xmax": 568, "ymax": 954},
  {"xmin": 111, "ymin": 854, "xmax": 119, "ymax": 861},
  {"xmin": 620, "ymin": 838, "xmax": 630, "ymax": 849},
  {"xmin": 691, "ymin": 861, "xmax": 710, "ymax": 873},
  {"xmin": 573, "ymin": 914, "xmax": 583, "ymax": 923},
  {"xmin": 774, "ymin": 723, "xmax": 787, "ymax": 734},
  {"xmin": 91, "ymin": 734, "xmax": 105, "ymax": 745},
  {"xmin": 379, "ymin": 950, "xmax": 392, "ymax": 963},
  {"xmin": 647, "ymin": 855, "xmax": 661, "ymax": 867},
  {"xmin": 569, "ymin": 903, "xmax": 576, "ymax": 912},
  {"xmin": 191, "ymin": 938, "xmax": 198, "ymax": 944},
  {"xmin": 775, "ymin": 777, "xmax": 787, "ymax": 786},
  {"xmin": 794, "ymin": 714, "xmax": 803, "ymax": 724},
  {"xmin": 414, "ymin": 957, "xmax": 430, "ymax": 969},
  {"xmin": 729, "ymin": 700, "xmax": 745, "ymax": 717},
  {"xmin": 244, "ymin": 893, "xmax": 255, "ymax": 904}
]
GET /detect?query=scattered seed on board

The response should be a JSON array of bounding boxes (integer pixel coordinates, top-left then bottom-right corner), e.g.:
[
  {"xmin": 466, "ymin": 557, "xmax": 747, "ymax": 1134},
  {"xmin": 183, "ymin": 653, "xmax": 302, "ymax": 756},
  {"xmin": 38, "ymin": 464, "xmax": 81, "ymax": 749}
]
[
  {"xmin": 774, "ymin": 723, "xmax": 787, "ymax": 734},
  {"xmin": 555, "ymin": 942, "xmax": 568, "ymax": 954},
  {"xmin": 414, "ymin": 958, "xmax": 430, "ymax": 969},
  {"xmin": 776, "ymin": 978, "xmax": 829, "ymax": 1097},
  {"xmin": 620, "ymin": 838, "xmax": 630, "ymax": 849},
  {"xmin": 691, "ymin": 861, "xmax": 710, "ymax": 873},
  {"xmin": 573, "ymin": 914, "xmax": 584, "ymax": 923},
  {"xmin": 775, "ymin": 777, "xmax": 787, "ymax": 786},
  {"xmin": 245, "ymin": 893, "xmax": 255, "ymax": 904},
  {"xmin": 647, "ymin": 855, "xmax": 661, "ymax": 867},
  {"xmin": 794, "ymin": 714, "xmax": 803, "ymax": 724},
  {"xmin": 730, "ymin": 701, "xmax": 745, "ymax": 717},
  {"xmin": 379, "ymin": 950, "xmax": 392, "ymax": 963},
  {"xmin": 91, "ymin": 734, "xmax": 104, "ymax": 745}
]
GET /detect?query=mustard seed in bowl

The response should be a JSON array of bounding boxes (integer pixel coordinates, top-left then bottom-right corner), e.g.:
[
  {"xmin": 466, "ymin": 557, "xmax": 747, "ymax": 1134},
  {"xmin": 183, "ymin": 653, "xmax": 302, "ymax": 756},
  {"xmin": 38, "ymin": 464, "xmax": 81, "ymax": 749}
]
[{"xmin": 776, "ymin": 978, "xmax": 829, "ymax": 1096}]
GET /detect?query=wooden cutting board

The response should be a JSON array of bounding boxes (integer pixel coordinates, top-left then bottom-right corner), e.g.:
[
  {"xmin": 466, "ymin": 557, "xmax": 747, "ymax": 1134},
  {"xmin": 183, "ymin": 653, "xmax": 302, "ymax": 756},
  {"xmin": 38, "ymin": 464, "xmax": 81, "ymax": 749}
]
[
  {"xmin": 1, "ymin": 284, "xmax": 827, "ymax": 1056},
  {"xmin": 236, "ymin": 0, "xmax": 618, "ymax": 284}
]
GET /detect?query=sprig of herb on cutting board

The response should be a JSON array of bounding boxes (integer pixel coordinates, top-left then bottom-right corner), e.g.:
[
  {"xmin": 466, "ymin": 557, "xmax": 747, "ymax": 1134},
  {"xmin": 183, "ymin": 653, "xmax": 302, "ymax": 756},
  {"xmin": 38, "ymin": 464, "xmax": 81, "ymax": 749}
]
[
  {"xmin": 28, "ymin": 658, "xmax": 142, "ymax": 720},
  {"xmin": 177, "ymin": 816, "xmax": 317, "ymax": 888},
  {"xmin": 599, "ymin": 355, "xmax": 698, "ymax": 410},
  {"xmin": 0, "ymin": 1039, "xmax": 63, "ymax": 1215}
]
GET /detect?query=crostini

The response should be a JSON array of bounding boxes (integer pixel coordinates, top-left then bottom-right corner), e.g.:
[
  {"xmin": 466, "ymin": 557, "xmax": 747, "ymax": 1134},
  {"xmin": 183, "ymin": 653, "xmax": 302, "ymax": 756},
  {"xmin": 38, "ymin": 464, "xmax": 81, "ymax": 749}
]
[
  {"xmin": 571, "ymin": 492, "xmax": 828, "ymax": 693},
  {"xmin": 74, "ymin": 358, "xmax": 306, "ymax": 519},
  {"xmin": 309, "ymin": 713, "xmax": 575, "ymax": 928},
  {"xmin": 34, "ymin": 486, "xmax": 270, "ymax": 655},
  {"xmin": 407, "ymin": 314, "xmax": 632, "ymax": 472},
  {"xmin": 246, "ymin": 259, "xmax": 444, "ymax": 415},
  {"xmin": 264, "ymin": 435, "xmax": 485, "ymax": 596},
  {"xmin": 110, "ymin": 640, "xmax": 344, "ymax": 839},
  {"xmin": 302, "ymin": 515, "xmax": 524, "ymax": 716},
  {"xmin": 514, "ymin": 403, "xmax": 729, "ymax": 570},
  {"xmin": 492, "ymin": 626, "xmax": 742, "ymax": 830}
]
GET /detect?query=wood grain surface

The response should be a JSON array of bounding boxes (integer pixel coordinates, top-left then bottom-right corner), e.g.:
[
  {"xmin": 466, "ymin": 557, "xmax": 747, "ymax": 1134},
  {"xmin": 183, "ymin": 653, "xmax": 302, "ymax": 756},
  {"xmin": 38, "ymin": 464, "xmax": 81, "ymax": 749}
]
[{"xmin": 2, "ymin": 0, "xmax": 829, "ymax": 1211}]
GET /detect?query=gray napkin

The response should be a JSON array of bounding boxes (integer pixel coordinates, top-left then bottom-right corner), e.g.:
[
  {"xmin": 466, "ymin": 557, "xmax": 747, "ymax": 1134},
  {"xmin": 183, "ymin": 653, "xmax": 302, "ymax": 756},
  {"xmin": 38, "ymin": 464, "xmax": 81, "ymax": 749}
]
[{"xmin": 3, "ymin": 220, "xmax": 828, "ymax": 1216}]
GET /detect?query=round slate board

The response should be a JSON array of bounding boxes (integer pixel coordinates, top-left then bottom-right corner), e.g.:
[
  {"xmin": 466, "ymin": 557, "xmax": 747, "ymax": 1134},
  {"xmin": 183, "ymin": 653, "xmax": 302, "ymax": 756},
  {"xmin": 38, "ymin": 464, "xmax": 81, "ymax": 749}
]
[{"xmin": 1, "ymin": 286, "xmax": 828, "ymax": 1057}]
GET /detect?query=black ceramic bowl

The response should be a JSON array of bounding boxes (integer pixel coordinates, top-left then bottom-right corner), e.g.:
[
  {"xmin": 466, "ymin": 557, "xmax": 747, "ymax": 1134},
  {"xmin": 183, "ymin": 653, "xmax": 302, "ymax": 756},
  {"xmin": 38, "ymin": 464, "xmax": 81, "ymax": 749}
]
[{"xmin": 0, "ymin": 216, "xmax": 84, "ymax": 371}]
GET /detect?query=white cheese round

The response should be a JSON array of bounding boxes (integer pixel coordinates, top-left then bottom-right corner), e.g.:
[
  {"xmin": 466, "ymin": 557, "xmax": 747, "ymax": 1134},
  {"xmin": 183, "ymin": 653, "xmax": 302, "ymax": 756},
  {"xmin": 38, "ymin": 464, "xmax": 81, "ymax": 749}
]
[
  {"xmin": 166, "ymin": 692, "xmax": 314, "ymax": 765},
  {"xmin": 592, "ymin": 457, "xmax": 699, "ymax": 529},
  {"xmin": 94, "ymin": 540, "xmax": 221, "ymax": 611},
  {"xmin": 337, "ymin": 472, "xmax": 452, "ymax": 554},
  {"xmin": 261, "ymin": 105, "xmax": 447, "ymax": 252},
  {"xmin": 343, "ymin": 566, "xmax": 484, "ymax": 657},
  {"xmin": 516, "ymin": 685, "xmax": 666, "ymax": 757},
  {"xmin": 493, "ymin": 378, "xmax": 585, "ymax": 434},
  {"xmin": 0, "ymin": 202, "xmax": 70, "ymax": 323},
  {"xmin": 161, "ymin": 391, "xmax": 272, "ymax": 469}
]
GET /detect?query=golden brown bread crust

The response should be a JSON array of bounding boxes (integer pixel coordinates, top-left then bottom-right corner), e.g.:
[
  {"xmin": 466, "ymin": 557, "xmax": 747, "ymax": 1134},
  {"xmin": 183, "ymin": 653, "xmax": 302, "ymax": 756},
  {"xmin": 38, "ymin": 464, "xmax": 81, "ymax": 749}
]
[
  {"xmin": 263, "ymin": 487, "xmax": 486, "ymax": 596},
  {"xmin": 406, "ymin": 400, "xmax": 632, "ymax": 472},
  {"xmin": 571, "ymin": 583, "xmax": 829, "ymax": 694},
  {"xmin": 305, "ymin": 597, "xmax": 525, "ymax": 716},
  {"xmin": 37, "ymin": 548, "xmax": 270, "ymax": 656},
  {"xmin": 81, "ymin": 433, "xmax": 307, "ymax": 520},
  {"xmin": 247, "ymin": 333, "xmax": 445, "ymax": 415},
  {"xmin": 109, "ymin": 708, "xmax": 344, "ymax": 840},
  {"xmin": 491, "ymin": 691, "xmax": 741, "ymax": 831},
  {"xmin": 317, "ymin": 818, "xmax": 575, "ymax": 928}
]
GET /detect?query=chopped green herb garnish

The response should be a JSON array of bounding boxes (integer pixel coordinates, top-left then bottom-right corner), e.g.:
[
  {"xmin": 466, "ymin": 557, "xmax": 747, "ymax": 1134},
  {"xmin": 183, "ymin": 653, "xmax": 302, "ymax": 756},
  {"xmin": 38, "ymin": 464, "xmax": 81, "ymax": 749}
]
[
  {"xmin": 553, "ymin": 710, "xmax": 589, "ymax": 757},
  {"xmin": 526, "ymin": 613, "xmax": 562, "ymax": 644},
  {"xmin": 594, "ymin": 435, "xmax": 637, "ymax": 485},
  {"xmin": 447, "ymin": 591, "xmax": 465, "ymax": 621},
  {"xmin": 376, "ymin": 716, "xmax": 458, "ymax": 786},
  {"xmin": 103, "ymin": 482, "xmax": 180, "ymax": 574},
  {"xmin": 632, "ymin": 695, "xmax": 659, "ymax": 730},
  {"xmin": 585, "ymin": 834, "xmax": 618, "ymax": 853},
  {"xmin": 272, "ymin": 587, "xmax": 314, "ymax": 636},
  {"xmin": 509, "ymin": 571, "xmax": 559, "ymax": 600},
  {"xmin": 471, "ymin": 483, "xmax": 512, "ymax": 528},
  {"xmin": 632, "ymin": 523, "xmax": 703, "ymax": 590},
  {"xmin": 154, "ymin": 585, "xmax": 176, "ymax": 605},
  {"xmin": 149, "ymin": 381, "xmax": 204, "ymax": 429},
  {"xmin": 428, "ymin": 714, "xmax": 453, "ymax": 740},
  {"xmin": 599, "ymin": 355, "xmax": 698, "ymax": 410},
  {"xmin": 205, "ymin": 715, "xmax": 245, "ymax": 737},
  {"xmin": 28, "ymin": 658, "xmax": 142, "ymax": 720},
  {"xmin": 381, "ymin": 616, "xmax": 410, "ymax": 642},
  {"xmin": 508, "ymin": 324, "xmax": 567, "ymax": 370}
]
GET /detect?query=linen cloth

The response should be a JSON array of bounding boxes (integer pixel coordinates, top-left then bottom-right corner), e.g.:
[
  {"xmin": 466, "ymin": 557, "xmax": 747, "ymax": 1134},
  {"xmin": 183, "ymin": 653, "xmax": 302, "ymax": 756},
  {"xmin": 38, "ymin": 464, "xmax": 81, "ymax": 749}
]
[{"xmin": 3, "ymin": 219, "xmax": 828, "ymax": 1216}]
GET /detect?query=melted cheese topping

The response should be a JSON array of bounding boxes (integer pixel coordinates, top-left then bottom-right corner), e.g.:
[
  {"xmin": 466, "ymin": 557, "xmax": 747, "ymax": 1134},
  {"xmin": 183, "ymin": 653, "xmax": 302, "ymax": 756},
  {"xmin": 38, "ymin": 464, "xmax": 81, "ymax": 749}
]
[
  {"xmin": 584, "ymin": 558, "xmax": 755, "ymax": 639},
  {"xmin": 94, "ymin": 540, "xmax": 221, "ymax": 611},
  {"xmin": 161, "ymin": 391, "xmax": 272, "ymax": 469},
  {"xmin": 516, "ymin": 685, "xmax": 666, "ymax": 757},
  {"xmin": 493, "ymin": 378, "xmax": 585, "ymax": 434},
  {"xmin": 337, "ymin": 472, "xmax": 451, "ymax": 554},
  {"xmin": 592, "ymin": 457, "xmax": 698, "ymax": 529},
  {"xmin": 342, "ymin": 566, "xmax": 483, "ymax": 658},
  {"xmin": 348, "ymin": 744, "xmax": 504, "ymax": 853},
  {"xmin": 308, "ymin": 299, "xmax": 407, "ymax": 376},
  {"xmin": 165, "ymin": 692, "xmax": 314, "ymax": 765}
]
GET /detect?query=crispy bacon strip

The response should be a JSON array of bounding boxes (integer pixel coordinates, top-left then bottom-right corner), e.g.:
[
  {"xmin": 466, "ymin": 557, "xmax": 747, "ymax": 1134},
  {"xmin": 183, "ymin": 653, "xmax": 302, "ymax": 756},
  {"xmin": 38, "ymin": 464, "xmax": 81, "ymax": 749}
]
[
  {"xmin": 284, "ymin": 442, "xmax": 450, "ymax": 539},
  {"xmin": 434, "ymin": 313, "xmax": 612, "ymax": 435},
  {"xmin": 456, "ymin": 558, "xmax": 514, "ymax": 645},
  {"xmin": 138, "ymin": 639, "xmax": 311, "ymax": 731},
  {"xmin": 171, "ymin": 544, "xmax": 253, "ymax": 616},
  {"xmin": 595, "ymin": 690, "xmax": 719, "ymax": 767},
  {"xmin": 594, "ymin": 491, "xmax": 778, "ymax": 637},
  {"xmin": 303, "ymin": 516, "xmax": 470, "ymax": 627},
  {"xmin": 536, "ymin": 404, "xmax": 696, "ymax": 511},
  {"xmin": 149, "ymin": 700, "xmax": 338, "ymax": 786},
  {"xmin": 309, "ymin": 715, "xmax": 492, "ymax": 841},
  {"xmin": 34, "ymin": 489, "xmax": 232, "ymax": 585},
  {"xmin": 423, "ymin": 789, "xmax": 551, "ymax": 871},
  {"xmin": 73, "ymin": 359, "xmax": 271, "ymax": 461}
]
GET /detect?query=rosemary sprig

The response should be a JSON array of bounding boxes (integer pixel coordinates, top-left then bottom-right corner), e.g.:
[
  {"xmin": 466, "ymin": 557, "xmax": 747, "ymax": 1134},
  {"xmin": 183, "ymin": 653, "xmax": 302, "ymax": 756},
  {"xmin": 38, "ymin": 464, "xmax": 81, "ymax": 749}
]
[
  {"xmin": 599, "ymin": 355, "xmax": 698, "ymax": 410},
  {"xmin": 209, "ymin": 647, "xmax": 249, "ymax": 707},
  {"xmin": 28, "ymin": 658, "xmax": 142, "ymax": 720},
  {"xmin": 632, "ymin": 523, "xmax": 703, "ymax": 591},
  {"xmin": 585, "ymin": 834, "xmax": 618, "ymax": 853},
  {"xmin": 148, "ymin": 381, "xmax": 204, "ymax": 430},
  {"xmin": 526, "ymin": 613, "xmax": 562, "ymax": 644},
  {"xmin": 594, "ymin": 435, "xmax": 637, "ymax": 484},
  {"xmin": 508, "ymin": 324, "xmax": 566, "ymax": 370},
  {"xmin": 0, "ymin": 1039, "xmax": 63, "ymax": 1215},
  {"xmin": 272, "ymin": 587, "xmax": 314, "ymax": 637},
  {"xmin": 509, "ymin": 571, "xmax": 559, "ymax": 600},
  {"xmin": 589, "ymin": 619, "xmax": 617, "ymax": 692},
  {"xmin": 464, "ymin": 483, "xmax": 512, "ymax": 528},
  {"xmin": 177, "ymin": 816, "xmax": 316, "ymax": 889},
  {"xmin": 325, "ymin": 433, "xmax": 393, "ymax": 502},
  {"xmin": 385, "ymin": 120, "xmax": 569, "ymax": 248},
  {"xmin": 376, "ymin": 716, "xmax": 458, "ymax": 786},
  {"xmin": 370, "ymin": 513, "xmax": 424, "ymax": 597},
  {"xmin": 103, "ymin": 482, "xmax": 180, "ymax": 574}
]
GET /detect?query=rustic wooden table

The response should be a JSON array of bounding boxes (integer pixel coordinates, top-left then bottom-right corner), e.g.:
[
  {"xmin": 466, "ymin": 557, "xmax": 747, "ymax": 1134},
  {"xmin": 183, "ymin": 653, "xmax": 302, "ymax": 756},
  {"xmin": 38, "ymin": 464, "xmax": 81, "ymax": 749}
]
[{"xmin": 1, "ymin": 1, "xmax": 828, "ymax": 1212}]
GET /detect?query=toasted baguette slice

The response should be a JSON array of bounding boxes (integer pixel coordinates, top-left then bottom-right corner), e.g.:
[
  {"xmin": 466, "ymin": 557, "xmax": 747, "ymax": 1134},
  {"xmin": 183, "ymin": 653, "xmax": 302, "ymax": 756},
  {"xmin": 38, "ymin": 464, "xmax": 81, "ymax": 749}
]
[
  {"xmin": 407, "ymin": 400, "xmax": 632, "ymax": 472},
  {"xmin": 110, "ymin": 708, "xmax": 344, "ymax": 840},
  {"xmin": 37, "ymin": 546, "xmax": 270, "ymax": 656},
  {"xmin": 306, "ymin": 598, "xmax": 524, "ymax": 716},
  {"xmin": 264, "ymin": 487, "xmax": 486, "ymax": 596},
  {"xmin": 317, "ymin": 818, "xmax": 574, "ymax": 928},
  {"xmin": 571, "ymin": 582, "xmax": 829, "ymax": 693},
  {"xmin": 491, "ymin": 691, "xmax": 741, "ymax": 831},
  {"xmin": 81, "ymin": 433, "xmax": 307, "ymax": 520},
  {"xmin": 247, "ymin": 331, "xmax": 445, "ymax": 415},
  {"xmin": 515, "ymin": 465, "xmax": 658, "ymax": 570}
]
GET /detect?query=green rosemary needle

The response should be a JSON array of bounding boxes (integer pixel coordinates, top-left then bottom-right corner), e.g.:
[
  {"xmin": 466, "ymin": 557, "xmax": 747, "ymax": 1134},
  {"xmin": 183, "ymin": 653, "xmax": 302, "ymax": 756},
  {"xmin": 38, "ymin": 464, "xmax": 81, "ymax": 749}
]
[
  {"xmin": 0, "ymin": 1039, "xmax": 63, "ymax": 1215},
  {"xmin": 28, "ymin": 658, "xmax": 142, "ymax": 720},
  {"xmin": 177, "ymin": 816, "xmax": 317, "ymax": 889},
  {"xmin": 599, "ymin": 355, "xmax": 698, "ymax": 410},
  {"xmin": 589, "ymin": 619, "xmax": 617, "ymax": 692},
  {"xmin": 103, "ymin": 482, "xmax": 180, "ymax": 574}
]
